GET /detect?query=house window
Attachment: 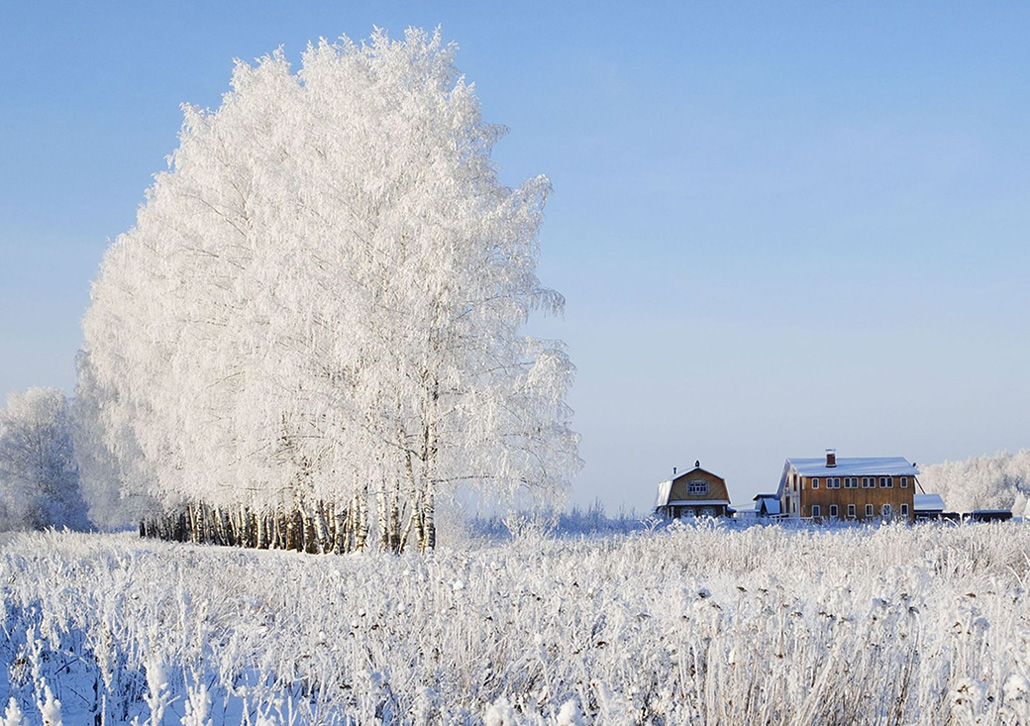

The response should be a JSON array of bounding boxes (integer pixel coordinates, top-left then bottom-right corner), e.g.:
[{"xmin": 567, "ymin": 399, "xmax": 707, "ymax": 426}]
[
  {"xmin": 811, "ymin": 505, "xmax": 821, "ymax": 518},
  {"xmin": 880, "ymin": 477, "xmax": 893, "ymax": 488},
  {"xmin": 900, "ymin": 477, "xmax": 908, "ymax": 488},
  {"xmin": 829, "ymin": 504, "xmax": 838, "ymax": 518},
  {"xmin": 845, "ymin": 477, "xmax": 857, "ymax": 488},
  {"xmin": 862, "ymin": 477, "xmax": 874, "ymax": 489},
  {"xmin": 865, "ymin": 504, "xmax": 874, "ymax": 517},
  {"xmin": 812, "ymin": 477, "xmax": 819, "ymax": 489},
  {"xmin": 828, "ymin": 477, "xmax": 840, "ymax": 489},
  {"xmin": 882, "ymin": 504, "xmax": 892, "ymax": 518},
  {"xmin": 847, "ymin": 504, "xmax": 856, "ymax": 518},
  {"xmin": 688, "ymin": 480, "xmax": 709, "ymax": 496},
  {"xmin": 900, "ymin": 503, "xmax": 909, "ymax": 517}
]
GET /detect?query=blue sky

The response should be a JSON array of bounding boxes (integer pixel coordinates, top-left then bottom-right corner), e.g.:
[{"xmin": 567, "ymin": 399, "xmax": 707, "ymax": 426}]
[{"xmin": 2, "ymin": 2, "xmax": 1029, "ymax": 511}]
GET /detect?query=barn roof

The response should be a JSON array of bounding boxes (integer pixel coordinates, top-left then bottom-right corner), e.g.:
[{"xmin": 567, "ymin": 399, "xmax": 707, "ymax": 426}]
[
  {"xmin": 776, "ymin": 456, "xmax": 918, "ymax": 498},
  {"xmin": 787, "ymin": 457, "xmax": 918, "ymax": 477}
]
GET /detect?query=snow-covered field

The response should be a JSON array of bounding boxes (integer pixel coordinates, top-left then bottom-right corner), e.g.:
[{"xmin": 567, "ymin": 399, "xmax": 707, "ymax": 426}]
[{"xmin": 2, "ymin": 521, "xmax": 1030, "ymax": 725}]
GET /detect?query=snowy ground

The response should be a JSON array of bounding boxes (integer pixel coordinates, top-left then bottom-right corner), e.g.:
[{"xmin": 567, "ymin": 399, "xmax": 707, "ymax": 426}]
[{"xmin": 2, "ymin": 520, "xmax": 1030, "ymax": 725}]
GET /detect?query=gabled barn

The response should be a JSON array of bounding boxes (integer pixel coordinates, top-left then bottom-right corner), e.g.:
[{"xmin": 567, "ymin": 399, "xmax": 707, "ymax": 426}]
[
  {"xmin": 777, "ymin": 450, "xmax": 918, "ymax": 522},
  {"xmin": 655, "ymin": 462, "xmax": 731, "ymax": 518}
]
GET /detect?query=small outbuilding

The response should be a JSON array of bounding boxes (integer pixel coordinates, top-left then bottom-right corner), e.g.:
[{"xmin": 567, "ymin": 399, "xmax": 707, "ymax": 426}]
[
  {"xmin": 913, "ymin": 493, "xmax": 946, "ymax": 521},
  {"xmin": 654, "ymin": 462, "xmax": 731, "ymax": 518},
  {"xmin": 753, "ymin": 493, "xmax": 782, "ymax": 517}
]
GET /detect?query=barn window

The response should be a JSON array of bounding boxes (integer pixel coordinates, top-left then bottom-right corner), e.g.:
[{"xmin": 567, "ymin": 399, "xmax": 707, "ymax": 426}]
[
  {"xmin": 811, "ymin": 505, "xmax": 821, "ymax": 518},
  {"xmin": 812, "ymin": 478, "xmax": 820, "ymax": 489},
  {"xmin": 865, "ymin": 504, "xmax": 874, "ymax": 517},
  {"xmin": 829, "ymin": 504, "xmax": 838, "ymax": 518},
  {"xmin": 882, "ymin": 504, "xmax": 892, "ymax": 518},
  {"xmin": 862, "ymin": 477, "xmax": 874, "ymax": 489},
  {"xmin": 880, "ymin": 477, "xmax": 893, "ymax": 488},
  {"xmin": 847, "ymin": 504, "xmax": 856, "ymax": 518},
  {"xmin": 828, "ymin": 477, "xmax": 840, "ymax": 489},
  {"xmin": 900, "ymin": 503, "xmax": 909, "ymax": 517},
  {"xmin": 688, "ymin": 480, "xmax": 709, "ymax": 496},
  {"xmin": 900, "ymin": 477, "xmax": 908, "ymax": 488}
]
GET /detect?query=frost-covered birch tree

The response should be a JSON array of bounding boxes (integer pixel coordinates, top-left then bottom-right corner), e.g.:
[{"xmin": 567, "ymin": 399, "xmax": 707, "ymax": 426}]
[
  {"xmin": 0, "ymin": 387, "xmax": 90, "ymax": 532},
  {"xmin": 919, "ymin": 450, "xmax": 1030, "ymax": 514},
  {"xmin": 78, "ymin": 28, "xmax": 579, "ymax": 552}
]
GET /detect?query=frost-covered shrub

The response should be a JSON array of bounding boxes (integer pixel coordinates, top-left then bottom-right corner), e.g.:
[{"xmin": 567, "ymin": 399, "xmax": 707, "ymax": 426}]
[{"xmin": 0, "ymin": 388, "xmax": 90, "ymax": 532}]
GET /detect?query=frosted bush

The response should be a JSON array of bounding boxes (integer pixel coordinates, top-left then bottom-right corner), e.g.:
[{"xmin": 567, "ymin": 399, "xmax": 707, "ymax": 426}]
[{"xmin": 2, "ymin": 699, "xmax": 26, "ymax": 726}]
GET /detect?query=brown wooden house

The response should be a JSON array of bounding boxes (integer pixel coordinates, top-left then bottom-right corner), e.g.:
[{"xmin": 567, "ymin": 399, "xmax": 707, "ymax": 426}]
[
  {"xmin": 655, "ymin": 462, "xmax": 731, "ymax": 518},
  {"xmin": 777, "ymin": 450, "xmax": 917, "ymax": 523}
]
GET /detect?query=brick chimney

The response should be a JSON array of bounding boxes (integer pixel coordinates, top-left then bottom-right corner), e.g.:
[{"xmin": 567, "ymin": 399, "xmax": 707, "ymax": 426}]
[{"xmin": 826, "ymin": 449, "xmax": 837, "ymax": 468}]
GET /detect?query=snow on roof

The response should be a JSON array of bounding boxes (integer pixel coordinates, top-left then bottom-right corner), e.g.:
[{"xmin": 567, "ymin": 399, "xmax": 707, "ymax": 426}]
[
  {"xmin": 654, "ymin": 479, "xmax": 673, "ymax": 508},
  {"xmin": 787, "ymin": 457, "xmax": 918, "ymax": 477},
  {"xmin": 775, "ymin": 457, "xmax": 918, "ymax": 499},
  {"xmin": 914, "ymin": 493, "xmax": 945, "ymax": 512},
  {"xmin": 664, "ymin": 499, "xmax": 730, "ymax": 507},
  {"xmin": 655, "ymin": 465, "xmax": 725, "ymax": 506},
  {"xmin": 759, "ymin": 498, "xmax": 781, "ymax": 515}
]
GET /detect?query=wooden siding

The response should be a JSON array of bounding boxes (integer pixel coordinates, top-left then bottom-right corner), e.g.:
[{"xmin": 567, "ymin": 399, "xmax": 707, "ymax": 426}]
[
  {"xmin": 800, "ymin": 474, "xmax": 914, "ymax": 522},
  {"xmin": 667, "ymin": 468, "xmax": 730, "ymax": 503}
]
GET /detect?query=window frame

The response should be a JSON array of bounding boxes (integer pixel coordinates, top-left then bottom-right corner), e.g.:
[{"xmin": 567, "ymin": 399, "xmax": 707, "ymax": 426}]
[
  {"xmin": 687, "ymin": 480, "xmax": 709, "ymax": 496},
  {"xmin": 865, "ymin": 504, "xmax": 874, "ymax": 517},
  {"xmin": 900, "ymin": 503, "xmax": 909, "ymax": 518},
  {"xmin": 829, "ymin": 504, "xmax": 838, "ymax": 518},
  {"xmin": 811, "ymin": 504, "xmax": 821, "ymax": 518},
  {"xmin": 882, "ymin": 503, "xmax": 892, "ymax": 517},
  {"xmin": 811, "ymin": 477, "xmax": 819, "ymax": 489},
  {"xmin": 880, "ymin": 476, "xmax": 893, "ymax": 488},
  {"xmin": 847, "ymin": 504, "xmax": 856, "ymax": 518}
]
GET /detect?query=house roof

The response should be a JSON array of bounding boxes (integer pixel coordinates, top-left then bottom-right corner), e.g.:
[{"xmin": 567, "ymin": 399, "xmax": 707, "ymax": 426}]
[
  {"xmin": 788, "ymin": 457, "xmax": 918, "ymax": 477},
  {"xmin": 914, "ymin": 493, "xmax": 945, "ymax": 512},
  {"xmin": 654, "ymin": 465, "xmax": 725, "ymax": 507},
  {"xmin": 670, "ymin": 465, "xmax": 723, "ymax": 483},
  {"xmin": 663, "ymin": 499, "xmax": 731, "ymax": 507},
  {"xmin": 776, "ymin": 456, "xmax": 918, "ymax": 498}
]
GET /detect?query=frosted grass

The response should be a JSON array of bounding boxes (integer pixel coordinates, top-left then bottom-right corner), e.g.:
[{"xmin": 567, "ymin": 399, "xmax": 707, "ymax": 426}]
[{"xmin": 2, "ymin": 522, "xmax": 1029, "ymax": 724}]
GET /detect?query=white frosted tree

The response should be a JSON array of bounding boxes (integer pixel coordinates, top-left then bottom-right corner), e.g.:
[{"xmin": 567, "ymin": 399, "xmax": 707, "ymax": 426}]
[
  {"xmin": 78, "ymin": 28, "xmax": 579, "ymax": 552},
  {"xmin": 0, "ymin": 387, "xmax": 90, "ymax": 532},
  {"xmin": 919, "ymin": 450, "xmax": 1030, "ymax": 514}
]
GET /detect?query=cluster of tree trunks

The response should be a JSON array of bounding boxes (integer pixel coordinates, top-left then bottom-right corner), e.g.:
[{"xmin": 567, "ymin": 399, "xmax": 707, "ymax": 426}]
[
  {"xmin": 139, "ymin": 498, "xmax": 370, "ymax": 554},
  {"xmin": 139, "ymin": 491, "xmax": 436, "ymax": 554}
]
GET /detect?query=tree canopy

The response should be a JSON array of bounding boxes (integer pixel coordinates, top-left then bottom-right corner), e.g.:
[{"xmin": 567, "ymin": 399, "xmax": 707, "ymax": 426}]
[
  {"xmin": 919, "ymin": 450, "xmax": 1030, "ymax": 514},
  {"xmin": 78, "ymin": 28, "xmax": 579, "ymax": 551},
  {"xmin": 0, "ymin": 387, "xmax": 90, "ymax": 532}
]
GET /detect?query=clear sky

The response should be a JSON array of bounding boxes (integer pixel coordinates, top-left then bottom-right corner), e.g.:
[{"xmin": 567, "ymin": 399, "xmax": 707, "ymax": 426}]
[{"xmin": 3, "ymin": 2, "xmax": 1029, "ymax": 513}]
